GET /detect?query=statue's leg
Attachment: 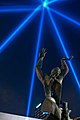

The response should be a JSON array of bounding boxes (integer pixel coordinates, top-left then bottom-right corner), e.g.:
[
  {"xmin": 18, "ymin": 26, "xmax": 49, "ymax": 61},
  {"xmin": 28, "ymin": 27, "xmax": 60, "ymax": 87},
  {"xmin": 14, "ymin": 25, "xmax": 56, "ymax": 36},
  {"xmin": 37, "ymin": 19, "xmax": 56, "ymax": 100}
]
[
  {"xmin": 41, "ymin": 98, "xmax": 55, "ymax": 113},
  {"xmin": 41, "ymin": 98, "xmax": 61, "ymax": 120},
  {"xmin": 54, "ymin": 104, "xmax": 61, "ymax": 120}
]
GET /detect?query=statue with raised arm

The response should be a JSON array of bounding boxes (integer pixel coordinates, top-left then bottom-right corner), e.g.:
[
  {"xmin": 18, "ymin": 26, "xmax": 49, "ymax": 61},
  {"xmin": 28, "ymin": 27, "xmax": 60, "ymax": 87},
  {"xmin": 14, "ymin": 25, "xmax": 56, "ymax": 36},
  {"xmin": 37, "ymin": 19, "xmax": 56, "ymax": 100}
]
[{"xmin": 36, "ymin": 48, "xmax": 73, "ymax": 120}]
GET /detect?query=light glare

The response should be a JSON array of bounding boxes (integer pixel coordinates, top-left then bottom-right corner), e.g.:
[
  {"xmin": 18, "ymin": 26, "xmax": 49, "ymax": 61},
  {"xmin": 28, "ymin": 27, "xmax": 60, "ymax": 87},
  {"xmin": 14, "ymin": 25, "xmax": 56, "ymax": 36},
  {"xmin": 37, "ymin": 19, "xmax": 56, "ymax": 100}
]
[{"xmin": 43, "ymin": 1, "xmax": 47, "ymax": 8}]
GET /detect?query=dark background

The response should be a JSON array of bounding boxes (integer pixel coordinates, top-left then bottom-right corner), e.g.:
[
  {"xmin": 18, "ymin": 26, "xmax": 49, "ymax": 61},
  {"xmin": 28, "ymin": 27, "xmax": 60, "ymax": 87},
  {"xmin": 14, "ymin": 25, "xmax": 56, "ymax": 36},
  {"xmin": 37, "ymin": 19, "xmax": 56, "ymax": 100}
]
[{"xmin": 0, "ymin": 0, "xmax": 80, "ymax": 118}]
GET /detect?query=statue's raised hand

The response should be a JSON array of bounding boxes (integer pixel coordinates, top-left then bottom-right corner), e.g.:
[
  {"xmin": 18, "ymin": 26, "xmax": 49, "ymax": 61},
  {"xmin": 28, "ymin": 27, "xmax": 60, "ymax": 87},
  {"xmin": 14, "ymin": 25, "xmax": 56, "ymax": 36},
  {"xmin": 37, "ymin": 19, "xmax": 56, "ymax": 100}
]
[
  {"xmin": 39, "ymin": 48, "xmax": 47, "ymax": 58},
  {"xmin": 62, "ymin": 56, "xmax": 74, "ymax": 60}
]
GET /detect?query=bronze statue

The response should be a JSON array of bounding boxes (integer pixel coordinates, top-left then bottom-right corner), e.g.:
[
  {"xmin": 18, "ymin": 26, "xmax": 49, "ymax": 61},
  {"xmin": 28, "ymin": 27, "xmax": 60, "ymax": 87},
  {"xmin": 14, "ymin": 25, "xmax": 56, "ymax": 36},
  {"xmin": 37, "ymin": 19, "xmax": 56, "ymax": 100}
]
[{"xmin": 36, "ymin": 48, "xmax": 73, "ymax": 120}]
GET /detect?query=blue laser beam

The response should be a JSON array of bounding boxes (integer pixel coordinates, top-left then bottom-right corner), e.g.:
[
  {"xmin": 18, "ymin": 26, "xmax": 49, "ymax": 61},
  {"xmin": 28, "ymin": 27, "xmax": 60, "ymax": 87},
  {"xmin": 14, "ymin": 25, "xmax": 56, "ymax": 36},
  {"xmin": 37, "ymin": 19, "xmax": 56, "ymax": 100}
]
[
  {"xmin": 47, "ymin": 0, "xmax": 59, "ymax": 5},
  {"xmin": 47, "ymin": 9, "xmax": 80, "ymax": 89},
  {"xmin": 42, "ymin": 0, "xmax": 59, "ymax": 8},
  {"xmin": 0, "ymin": 6, "xmax": 41, "ymax": 53},
  {"xmin": 0, "ymin": 7, "xmax": 38, "ymax": 13},
  {"xmin": 40, "ymin": 0, "xmax": 43, "ymax": 3},
  {"xmin": 45, "ymin": 0, "xmax": 48, "ymax": 3},
  {"xmin": 26, "ymin": 8, "xmax": 44, "ymax": 116},
  {"xmin": 47, "ymin": 0, "xmax": 65, "ymax": 6},
  {"xmin": 49, "ymin": 7, "xmax": 80, "ymax": 26}
]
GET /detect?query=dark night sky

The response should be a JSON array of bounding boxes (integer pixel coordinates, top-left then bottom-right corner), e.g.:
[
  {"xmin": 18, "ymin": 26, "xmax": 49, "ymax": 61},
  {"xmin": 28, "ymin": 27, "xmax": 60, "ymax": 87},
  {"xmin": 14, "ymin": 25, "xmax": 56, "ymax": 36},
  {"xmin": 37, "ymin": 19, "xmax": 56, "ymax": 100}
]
[{"xmin": 0, "ymin": 0, "xmax": 80, "ymax": 118}]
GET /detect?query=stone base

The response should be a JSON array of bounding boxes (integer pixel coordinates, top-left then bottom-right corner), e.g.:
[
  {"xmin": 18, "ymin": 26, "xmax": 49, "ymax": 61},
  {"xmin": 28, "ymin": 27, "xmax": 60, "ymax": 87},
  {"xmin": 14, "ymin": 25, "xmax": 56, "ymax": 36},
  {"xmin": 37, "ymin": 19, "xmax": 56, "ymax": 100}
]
[{"xmin": 0, "ymin": 112, "xmax": 42, "ymax": 120}]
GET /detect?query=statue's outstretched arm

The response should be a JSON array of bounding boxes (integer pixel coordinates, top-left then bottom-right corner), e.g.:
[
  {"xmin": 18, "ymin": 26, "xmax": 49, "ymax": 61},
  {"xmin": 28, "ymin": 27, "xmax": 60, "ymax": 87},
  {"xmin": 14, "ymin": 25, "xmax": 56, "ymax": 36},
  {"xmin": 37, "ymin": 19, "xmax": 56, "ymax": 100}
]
[
  {"xmin": 61, "ymin": 56, "xmax": 74, "ymax": 77},
  {"xmin": 36, "ymin": 48, "xmax": 47, "ymax": 84}
]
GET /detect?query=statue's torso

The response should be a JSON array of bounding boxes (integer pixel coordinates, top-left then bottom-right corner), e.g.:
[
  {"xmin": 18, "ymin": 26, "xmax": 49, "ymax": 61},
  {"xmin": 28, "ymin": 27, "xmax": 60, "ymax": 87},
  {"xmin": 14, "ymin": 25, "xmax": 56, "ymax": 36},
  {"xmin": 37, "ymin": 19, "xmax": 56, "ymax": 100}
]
[{"xmin": 43, "ymin": 75, "xmax": 63, "ymax": 106}]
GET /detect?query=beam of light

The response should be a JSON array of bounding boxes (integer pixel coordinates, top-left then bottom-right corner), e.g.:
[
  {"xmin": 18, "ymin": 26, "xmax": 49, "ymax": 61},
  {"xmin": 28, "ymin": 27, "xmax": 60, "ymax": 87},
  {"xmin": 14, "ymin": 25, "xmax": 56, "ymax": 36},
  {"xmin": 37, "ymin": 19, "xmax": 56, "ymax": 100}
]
[
  {"xmin": 43, "ymin": 1, "xmax": 47, "ymax": 8},
  {"xmin": 45, "ymin": 0, "xmax": 48, "ymax": 3},
  {"xmin": 48, "ymin": 0, "xmax": 59, "ymax": 5},
  {"xmin": 47, "ymin": 9, "xmax": 80, "ymax": 89},
  {"xmin": 26, "ymin": 9, "xmax": 44, "ymax": 117},
  {"xmin": 0, "ymin": 5, "xmax": 41, "ymax": 53},
  {"xmin": 47, "ymin": 0, "xmax": 65, "ymax": 5},
  {"xmin": 49, "ymin": 7, "xmax": 80, "ymax": 26},
  {"xmin": 0, "ymin": 7, "xmax": 40, "ymax": 13},
  {"xmin": 39, "ymin": 0, "xmax": 43, "ymax": 3},
  {"xmin": 42, "ymin": 0, "xmax": 58, "ymax": 7}
]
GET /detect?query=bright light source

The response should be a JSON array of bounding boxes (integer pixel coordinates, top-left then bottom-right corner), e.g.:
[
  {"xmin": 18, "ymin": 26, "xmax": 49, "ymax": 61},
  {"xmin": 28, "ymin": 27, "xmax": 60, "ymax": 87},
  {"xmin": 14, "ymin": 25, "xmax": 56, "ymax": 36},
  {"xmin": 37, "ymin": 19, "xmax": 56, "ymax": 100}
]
[
  {"xmin": 36, "ymin": 103, "xmax": 42, "ymax": 109},
  {"xmin": 43, "ymin": 112, "xmax": 49, "ymax": 115},
  {"xmin": 43, "ymin": 1, "xmax": 47, "ymax": 8}
]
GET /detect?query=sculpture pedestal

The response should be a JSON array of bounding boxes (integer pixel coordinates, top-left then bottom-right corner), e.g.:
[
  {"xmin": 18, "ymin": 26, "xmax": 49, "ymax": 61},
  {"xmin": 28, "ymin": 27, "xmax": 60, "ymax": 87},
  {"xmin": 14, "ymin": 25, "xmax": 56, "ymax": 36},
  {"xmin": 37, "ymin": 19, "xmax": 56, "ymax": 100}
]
[{"xmin": 0, "ymin": 112, "xmax": 42, "ymax": 120}]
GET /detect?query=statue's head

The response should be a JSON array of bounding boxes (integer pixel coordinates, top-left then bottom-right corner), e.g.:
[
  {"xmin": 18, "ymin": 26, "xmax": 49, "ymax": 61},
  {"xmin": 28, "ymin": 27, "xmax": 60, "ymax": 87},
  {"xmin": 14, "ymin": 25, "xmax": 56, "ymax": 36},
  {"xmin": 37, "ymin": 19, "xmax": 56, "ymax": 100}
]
[{"xmin": 50, "ymin": 67, "xmax": 61, "ymax": 78}]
